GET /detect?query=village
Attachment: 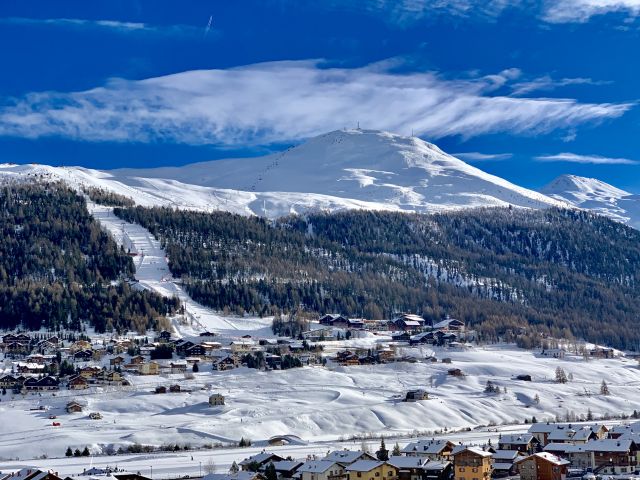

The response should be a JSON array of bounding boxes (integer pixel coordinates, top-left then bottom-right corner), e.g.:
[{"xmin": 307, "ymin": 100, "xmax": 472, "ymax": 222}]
[{"xmin": 2, "ymin": 312, "xmax": 639, "ymax": 480}]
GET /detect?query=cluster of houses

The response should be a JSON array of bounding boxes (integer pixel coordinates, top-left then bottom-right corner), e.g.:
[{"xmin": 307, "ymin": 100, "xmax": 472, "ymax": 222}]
[
  {"xmin": 191, "ymin": 421, "xmax": 640, "ymax": 480},
  {"xmin": 317, "ymin": 315, "xmax": 470, "ymax": 348},
  {"xmin": 5, "ymin": 420, "xmax": 640, "ymax": 480}
]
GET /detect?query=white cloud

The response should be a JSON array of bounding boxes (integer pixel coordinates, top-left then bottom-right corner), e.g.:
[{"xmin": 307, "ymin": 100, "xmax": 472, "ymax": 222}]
[
  {"xmin": 0, "ymin": 17, "xmax": 202, "ymax": 36},
  {"xmin": 543, "ymin": 0, "xmax": 640, "ymax": 23},
  {"xmin": 535, "ymin": 153, "xmax": 639, "ymax": 165},
  {"xmin": 0, "ymin": 60, "xmax": 632, "ymax": 146},
  {"xmin": 304, "ymin": 0, "xmax": 640, "ymax": 24},
  {"xmin": 511, "ymin": 76, "xmax": 609, "ymax": 96},
  {"xmin": 453, "ymin": 152, "xmax": 513, "ymax": 161}
]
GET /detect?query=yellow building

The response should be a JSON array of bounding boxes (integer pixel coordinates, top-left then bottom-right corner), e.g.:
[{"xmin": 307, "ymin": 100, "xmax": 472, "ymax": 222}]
[
  {"xmin": 346, "ymin": 460, "xmax": 398, "ymax": 480},
  {"xmin": 453, "ymin": 447, "xmax": 493, "ymax": 480}
]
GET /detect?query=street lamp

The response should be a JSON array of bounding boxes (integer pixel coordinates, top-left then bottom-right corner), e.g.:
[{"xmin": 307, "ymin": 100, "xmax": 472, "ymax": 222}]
[{"xmin": 150, "ymin": 466, "xmax": 153, "ymax": 479}]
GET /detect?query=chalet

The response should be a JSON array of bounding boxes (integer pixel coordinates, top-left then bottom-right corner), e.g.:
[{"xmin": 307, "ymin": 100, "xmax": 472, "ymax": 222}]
[
  {"xmin": 0, "ymin": 468, "xmax": 63, "ymax": 480},
  {"xmin": 73, "ymin": 350, "xmax": 93, "ymax": 362},
  {"xmin": 336, "ymin": 351, "xmax": 360, "ymax": 366},
  {"xmin": 213, "ymin": 356, "xmax": 238, "ymax": 371},
  {"xmin": 402, "ymin": 440, "xmax": 454, "ymax": 461},
  {"xmin": 391, "ymin": 314, "xmax": 425, "ymax": 333},
  {"xmin": 590, "ymin": 347, "xmax": 615, "ymax": 359},
  {"xmin": 169, "ymin": 384, "xmax": 181, "ymax": 393},
  {"xmin": 36, "ymin": 340, "xmax": 58, "ymax": 355},
  {"xmin": 298, "ymin": 460, "xmax": 344, "ymax": 480},
  {"xmin": 24, "ymin": 376, "xmax": 59, "ymax": 391},
  {"xmin": 199, "ymin": 331, "xmax": 216, "ymax": 337},
  {"xmin": 0, "ymin": 374, "xmax": 20, "ymax": 389},
  {"xmin": 155, "ymin": 385, "xmax": 167, "ymax": 394},
  {"xmin": 347, "ymin": 319, "xmax": 366, "ymax": 330},
  {"xmin": 261, "ymin": 460, "xmax": 304, "ymax": 479},
  {"xmin": 448, "ymin": 368, "xmax": 464, "ymax": 377},
  {"xmin": 239, "ymin": 453, "xmax": 285, "ymax": 471},
  {"xmin": 387, "ymin": 456, "xmax": 427, "ymax": 480},
  {"xmin": 209, "ymin": 393, "xmax": 225, "ymax": 406},
  {"xmin": 585, "ymin": 438, "xmax": 639, "ymax": 475},
  {"xmin": 16, "ymin": 362, "xmax": 45, "ymax": 374},
  {"xmin": 230, "ymin": 340, "xmax": 255, "ymax": 354},
  {"xmin": 89, "ymin": 412, "xmax": 103, "ymax": 420},
  {"xmin": 491, "ymin": 450, "xmax": 523, "ymax": 478},
  {"xmin": 158, "ymin": 330, "xmax": 173, "ymax": 341},
  {"xmin": 391, "ymin": 332, "xmax": 411, "ymax": 342},
  {"xmin": 452, "ymin": 447, "xmax": 493, "ymax": 480},
  {"xmin": 319, "ymin": 314, "xmax": 349, "ymax": 327},
  {"xmin": 528, "ymin": 423, "xmax": 606, "ymax": 447},
  {"xmin": 79, "ymin": 366, "xmax": 101, "ymax": 379},
  {"xmin": 138, "ymin": 361, "xmax": 160, "ymax": 375},
  {"xmin": 431, "ymin": 318, "xmax": 465, "ymax": 332},
  {"xmin": 422, "ymin": 461, "xmax": 453, "ymax": 480},
  {"xmin": 539, "ymin": 349, "xmax": 566, "ymax": 359},
  {"xmin": 95, "ymin": 370, "xmax": 123, "ymax": 385},
  {"xmin": 609, "ymin": 422, "xmax": 640, "ymax": 439},
  {"xmin": 110, "ymin": 356, "xmax": 125, "ymax": 367},
  {"xmin": 68, "ymin": 375, "xmax": 89, "ymax": 390},
  {"xmin": 543, "ymin": 444, "xmax": 593, "ymax": 470},
  {"xmin": 409, "ymin": 332, "xmax": 435, "ymax": 345},
  {"xmin": 498, "ymin": 434, "xmax": 540, "ymax": 454},
  {"xmin": 129, "ymin": 355, "xmax": 145, "ymax": 365},
  {"xmin": 404, "ymin": 390, "xmax": 430, "ymax": 402},
  {"xmin": 346, "ymin": 460, "xmax": 397, "ymax": 480},
  {"xmin": 171, "ymin": 361, "xmax": 188, "ymax": 373},
  {"xmin": 66, "ymin": 401, "xmax": 83, "ymax": 413},
  {"xmin": 186, "ymin": 344, "xmax": 207, "ymax": 357},
  {"xmin": 324, "ymin": 451, "xmax": 376, "ymax": 466},
  {"xmin": 516, "ymin": 374, "xmax": 532, "ymax": 381},
  {"xmin": 69, "ymin": 340, "xmax": 91, "ymax": 352},
  {"xmin": 516, "ymin": 453, "xmax": 569, "ymax": 480}
]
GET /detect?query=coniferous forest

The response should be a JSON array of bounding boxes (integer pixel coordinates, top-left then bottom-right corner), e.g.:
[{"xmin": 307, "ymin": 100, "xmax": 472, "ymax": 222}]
[
  {"xmin": 115, "ymin": 205, "xmax": 640, "ymax": 350},
  {"xmin": 0, "ymin": 183, "xmax": 179, "ymax": 333}
]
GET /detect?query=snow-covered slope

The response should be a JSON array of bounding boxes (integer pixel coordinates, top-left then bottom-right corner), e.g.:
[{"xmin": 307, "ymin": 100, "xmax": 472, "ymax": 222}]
[
  {"xmin": 541, "ymin": 174, "xmax": 640, "ymax": 229},
  {"xmin": 0, "ymin": 129, "xmax": 567, "ymax": 218}
]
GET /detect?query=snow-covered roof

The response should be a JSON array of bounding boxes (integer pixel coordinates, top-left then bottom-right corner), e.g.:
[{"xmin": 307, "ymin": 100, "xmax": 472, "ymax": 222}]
[
  {"xmin": 585, "ymin": 439, "xmax": 637, "ymax": 453},
  {"xmin": 544, "ymin": 443, "xmax": 589, "ymax": 454},
  {"xmin": 297, "ymin": 460, "xmax": 337, "ymax": 474},
  {"xmin": 455, "ymin": 447, "xmax": 492, "ymax": 458},
  {"xmin": 402, "ymin": 439, "xmax": 451, "ymax": 455},
  {"xmin": 345, "ymin": 460, "xmax": 384, "ymax": 472},
  {"xmin": 491, "ymin": 450, "xmax": 521, "ymax": 461},
  {"xmin": 387, "ymin": 456, "xmax": 427, "ymax": 469},
  {"xmin": 203, "ymin": 473, "xmax": 260, "ymax": 480},
  {"xmin": 422, "ymin": 461, "xmax": 451, "ymax": 471},
  {"xmin": 270, "ymin": 461, "xmax": 303, "ymax": 471},
  {"xmin": 493, "ymin": 462, "xmax": 516, "ymax": 471},
  {"xmin": 517, "ymin": 453, "xmax": 570, "ymax": 466},
  {"xmin": 239, "ymin": 452, "xmax": 281, "ymax": 465},
  {"xmin": 324, "ymin": 450, "xmax": 369, "ymax": 464},
  {"xmin": 499, "ymin": 434, "xmax": 535, "ymax": 445}
]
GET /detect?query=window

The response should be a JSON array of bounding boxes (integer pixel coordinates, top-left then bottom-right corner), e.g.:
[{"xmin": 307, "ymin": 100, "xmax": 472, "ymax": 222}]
[
  {"xmin": 375, "ymin": 473, "xmax": 380, "ymax": 477},
  {"xmin": 472, "ymin": 468, "xmax": 478, "ymax": 473},
  {"xmin": 459, "ymin": 468, "xmax": 465, "ymax": 472},
  {"xmin": 357, "ymin": 473, "xmax": 362, "ymax": 478}
]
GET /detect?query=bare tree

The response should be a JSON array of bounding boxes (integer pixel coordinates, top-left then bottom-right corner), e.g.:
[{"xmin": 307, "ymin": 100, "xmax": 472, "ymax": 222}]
[{"xmin": 204, "ymin": 458, "xmax": 216, "ymax": 474}]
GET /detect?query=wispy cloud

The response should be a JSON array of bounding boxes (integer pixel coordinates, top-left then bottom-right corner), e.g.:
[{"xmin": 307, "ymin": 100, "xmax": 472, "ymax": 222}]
[
  {"xmin": 536, "ymin": 152, "xmax": 640, "ymax": 165},
  {"xmin": 543, "ymin": 0, "xmax": 640, "ymax": 23},
  {"xmin": 302, "ymin": 0, "xmax": 640, "ymax": 24},
  {"xmin": 0, "ymin": 17, "xmax": 203, "ymax": 36},
  {"xmin": 0, "ymin": 60, "xmax": 632, "ymax": 146},
  {"xmin": 453, "ymin": 152, "xmax": 513, "ymax": 161},
  {"xmin": 511, "ymin": 76, "xmax": 609, "ymax": 96}
]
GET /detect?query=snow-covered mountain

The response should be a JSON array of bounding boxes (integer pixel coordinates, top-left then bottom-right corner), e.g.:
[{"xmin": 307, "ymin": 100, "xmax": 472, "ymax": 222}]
[
  {"xmin": 541, "ymin": 174, "xmax": 640, "ymax": 230},
  {"xmin": 0, "ymin": 129, "xmax": 567, "ymax": 218}
]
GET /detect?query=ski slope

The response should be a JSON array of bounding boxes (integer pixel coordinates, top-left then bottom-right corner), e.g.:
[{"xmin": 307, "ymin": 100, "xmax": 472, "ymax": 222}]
[{"xmin": 89, "ymin": 203, "xmax": 273, "ymax": 338}]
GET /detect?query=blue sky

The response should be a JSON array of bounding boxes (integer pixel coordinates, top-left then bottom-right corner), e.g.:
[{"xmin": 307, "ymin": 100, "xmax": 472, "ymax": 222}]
[{"xmin": 1, "ymin": 0, "xmax": 639, "ymax": 191}]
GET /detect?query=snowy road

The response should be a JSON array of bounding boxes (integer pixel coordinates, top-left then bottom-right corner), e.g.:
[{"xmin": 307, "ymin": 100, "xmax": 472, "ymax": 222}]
[{"xmin": 88, "ymin": 203, "xmax": 273, "ymax": 339}]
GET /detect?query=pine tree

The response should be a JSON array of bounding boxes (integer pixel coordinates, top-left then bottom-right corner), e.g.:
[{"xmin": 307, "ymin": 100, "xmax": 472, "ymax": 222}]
[
  {"xmin": 376, "ymin": 438, "xmax": 389, "ymax": 461},
  {"xmin": 555, "ymin": 367, "xmax": 568, "ymax": 384},
  {"xmin": 265, "ymin": 463, "xmax": 278, "ymax": 480},
  {"xmin": 230, "ymin": 462, "xmax": 239, "ymax": 474},
  {"xmin": 65, "ymin": 447, "xmax": 73, "ymax": 457},
  {"xmin": 534, "ymin": 393, "xmax": 540, "ymax": 404},
  {"xmin": 82, "ymin": 446, "xmax": 90, "ymax": 456},
  {"xmin": 392, "ymin": 443, "xmax": 401, "ymax": 456},
  {"xmin": 600, "ymin": 379, "xmax": 610, "ymax": 396}
]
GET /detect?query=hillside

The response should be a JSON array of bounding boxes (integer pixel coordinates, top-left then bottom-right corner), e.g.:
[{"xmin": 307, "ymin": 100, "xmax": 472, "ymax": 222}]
[
  {"xmin": 0, "ymin": 130, "xmax": 567, "ymax": 218},
  {"xmin": 0, "ymin": 183, "xmax": 179, "ymax": 333},
  {"xmin": 115, "ymin": 205, "xmax": 640, "ymax": 349},
  {"xmin": 542, "ymin": 174, "xmax": 640, "ymax": 230}
]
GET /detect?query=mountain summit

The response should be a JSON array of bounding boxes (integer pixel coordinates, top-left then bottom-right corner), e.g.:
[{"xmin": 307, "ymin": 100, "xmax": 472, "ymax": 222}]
[
  {"xmin": 70, "ymin": 128, "xmax": 563, "ymax": 217},
  {"xmin": 541, "ymin": 174, "xmax": 640, "ymax": 229}
]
